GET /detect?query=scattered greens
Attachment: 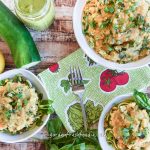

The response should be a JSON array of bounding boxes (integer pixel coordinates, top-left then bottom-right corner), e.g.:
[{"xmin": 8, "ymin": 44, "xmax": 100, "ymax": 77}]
[
  {"xmin": 89, "ymin": 20, "xmax": 97, "ymax": 28},
  {"xmin": 133, "ymin": 89, "xmax": 150, "ymax": 111},
  {"xmin": 0, "ymin": 74, "xmax": 54, "ymax": 134},
  {"xmin": 82, "ymin": 0, "xmax": 150, "ymax": 64},
  {"xmin": 38, "ymin": 100, "xmax": 54, "ymax": 115},
  {"xmin": 122, "ymin": 125, "xmax": 133, "ymax": 141},
  {"xmin": 104, "ymin": 6, "xmax": 114, "ymax": 13},
  {"xmin": 44, "ymin": 118, "xmax": 102, "ymax": 150},
  {"xmin": 99, "ymin": 19, "xmax": 111, "ymax": 29}
]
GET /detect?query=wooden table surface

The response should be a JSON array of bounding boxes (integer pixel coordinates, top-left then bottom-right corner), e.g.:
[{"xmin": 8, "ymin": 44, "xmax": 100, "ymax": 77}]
[{"xmin": 0, "ymin": 0, "xmax": 79, "ymax": 149}]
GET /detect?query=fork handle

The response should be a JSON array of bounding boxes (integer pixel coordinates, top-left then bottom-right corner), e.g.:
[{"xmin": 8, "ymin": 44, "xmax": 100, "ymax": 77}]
[{"xmin": 77, "ymin": 93, "xmax": 88, "ymax": 131}]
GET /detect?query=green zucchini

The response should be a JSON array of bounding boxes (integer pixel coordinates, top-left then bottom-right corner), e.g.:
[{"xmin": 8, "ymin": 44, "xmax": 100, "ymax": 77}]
[{"xmin": 0, "ymin": 1, "xmax": 41, "ymax": 68}]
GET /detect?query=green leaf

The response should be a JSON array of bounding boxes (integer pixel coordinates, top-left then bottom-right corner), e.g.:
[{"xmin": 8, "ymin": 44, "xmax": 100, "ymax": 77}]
[
  {"xmin": 107, "ymin": 46, "xmax": 114, "ymax": 53},
  {"xmin": 116, "ymin": 0, "xmax": 123, "ymax": 3},
  {"xmin": 104, "ymin": 6, "xmax": 114, "ymax": 13},
  {"xmin": 50, "ymin": 144, "xmax": 59, "ymax": 150},
  {"xmin": 38, "ymin": 100, "xmax": 54, "ymax": 115},
  {"xmin": 17, "ymin": 105, "xmax": 22, "ymax": 111},
  {"xmin": 89, "ymin": 20, "xmax": 97, "ymax": 28},
  {"xmin": 133, "ymin": 89, "xmax": 150, "ymax": 111},
  {"xmin": 23, "ymin": 99, "xmax": 28, "ymax": 106},
  {"xmin": 60, "ymin": 80, "xmax": 71, "ymax": 93},
  {"xmin": 73, "ymin": 143, "xmax": 86, "ymax": 150},
  {"xmin": 16, "ymin": 93, "xmax": 23, "ymax": 99},
  {"xmin": 59, "ymin": 144, "xmax": 73, "ymax": 150},
  {"xmin": 47, "ymin": 118, "xmax": 64, "ymax": 135},
  {"xmin": 99, "ymin": 19, "xmax": 111, "ymax": 29},
  {"xmin": 113, "ymin": 24, "xmax": 118, "ymax": 31},
  {"xmin": 44, "ymin": 139, "xmax": 52, "ymax": 150},
  {"xmin": 5, "ymin": 110, "xmax": 12, "ymax": 119}
]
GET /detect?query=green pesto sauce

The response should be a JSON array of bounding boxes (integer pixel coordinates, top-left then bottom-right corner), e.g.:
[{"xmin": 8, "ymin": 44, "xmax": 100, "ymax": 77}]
[{"xmin": 18, "ymin": 0, "xmax": 46, "ymax": 15}]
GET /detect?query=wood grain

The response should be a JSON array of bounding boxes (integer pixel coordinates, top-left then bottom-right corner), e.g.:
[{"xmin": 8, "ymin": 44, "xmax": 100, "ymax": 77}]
[
  {"xmin": 0, "ymin": 0, "xmax": 78, "ymax": 149},
  {"xmin": 0, "ymin": 142, "xmax": 45, "ymax": 150},
  {"xmin": 1, "ymin": 0, "xmax": 78, "ymax": 74}
]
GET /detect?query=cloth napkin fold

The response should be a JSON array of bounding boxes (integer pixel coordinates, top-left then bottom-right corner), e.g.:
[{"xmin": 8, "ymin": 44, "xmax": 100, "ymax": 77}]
[{"xmin": 38, "ymin": 49, "xmax": 150, "ymax": 132}]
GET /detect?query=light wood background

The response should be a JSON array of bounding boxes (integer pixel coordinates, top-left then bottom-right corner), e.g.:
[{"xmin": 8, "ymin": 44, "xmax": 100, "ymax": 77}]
[{"xmin": 0, "ymin": 0, "xmax": 78, "ymax": 149}]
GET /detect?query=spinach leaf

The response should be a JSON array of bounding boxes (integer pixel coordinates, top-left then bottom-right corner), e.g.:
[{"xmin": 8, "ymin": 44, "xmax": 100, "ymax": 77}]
[
  {"xmin": 45, "ymin": 118, "xmax": 102, "ymax": 150},
  {"xmin": 47, "ymin": 118, "xmax": 63, "ymax": 135},
  {"xmin": 38, "ymin": 100, "xmax": 54, "ymax": 115},
  {"xmin": 133, "ymin": 90, "xmax": 150, "ymax": 111}
]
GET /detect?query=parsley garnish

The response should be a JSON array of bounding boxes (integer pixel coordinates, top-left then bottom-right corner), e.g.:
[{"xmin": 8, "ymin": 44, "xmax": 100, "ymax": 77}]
[
  {"xmin": 122, "ymin": 125, "xmax": 133, "ymax": 141},
  {"xmin": 5, "ymin": 110, "xmax": 12, "ymax": 119},
  {"xmin": 23, "ymin": 99, "xmax": 28, "ymax": 106},
  {"xmin": 104, "ymin": 6, "xmax": 115, "ymax": 13},
  {"xmin": 89, "ymin": 20, "xmax": 97, "ymax": 28},
  {"xmin": 99, "ymin": 19, "xmax": 111, "ymax": 29}
]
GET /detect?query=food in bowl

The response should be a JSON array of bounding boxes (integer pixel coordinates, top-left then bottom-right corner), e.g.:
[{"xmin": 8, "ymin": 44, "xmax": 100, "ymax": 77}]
[
  {"xmin": 0, "ymin": 74, "xmax": 53, "ymax": 135},
  {"xmin": 104, "ymin": 90, "xmax": 150, "ymax": 150},
  {"xmin": 82, "ymin": 0, "xmax": 150, "ymax": 64}
]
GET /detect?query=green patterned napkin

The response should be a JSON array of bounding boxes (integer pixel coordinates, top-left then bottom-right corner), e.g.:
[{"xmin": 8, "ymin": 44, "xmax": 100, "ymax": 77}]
[{"xmin": 38, "ymin": 49, "xmax": 150, "ymax": 132}]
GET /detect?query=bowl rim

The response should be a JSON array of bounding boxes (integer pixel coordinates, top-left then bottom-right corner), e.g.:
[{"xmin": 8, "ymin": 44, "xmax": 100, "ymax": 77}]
[
  {"xmin": 73, "ymin": 0, "xmax": 150, "ymax": 70},
  {"xmin": 98, "ymin": 94, "xmax": 132, "ymax": 150},
  {"xmin": 0, "ymin": 69, "xmax": 50, "ymax": 143}
]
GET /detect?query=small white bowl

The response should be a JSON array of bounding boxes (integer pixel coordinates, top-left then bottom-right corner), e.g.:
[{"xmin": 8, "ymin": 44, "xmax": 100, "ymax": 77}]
[
  {"xmin": 73, "ymin": 0, "xmax": 150, "ymax": 70},
  {"xmin": 0, "ymin": 69, "xmax": 50, "ymax": 143},
  {"xmin": 98, "ymin": 94, "xmax": 131, "ymax": 150}
]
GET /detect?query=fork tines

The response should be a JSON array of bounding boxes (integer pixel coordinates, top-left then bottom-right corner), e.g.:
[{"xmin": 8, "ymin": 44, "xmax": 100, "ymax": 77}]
[{"xmin": 70, "ymin": 66, "xmax": 83, "ymax": 85}]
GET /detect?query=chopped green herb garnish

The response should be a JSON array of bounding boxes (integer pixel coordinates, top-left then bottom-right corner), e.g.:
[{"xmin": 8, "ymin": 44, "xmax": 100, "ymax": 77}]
[
  {"xmin": 16, "ymin": 93, "xmax": 23, "ymax": 99},
  {"xmin": 107, "ymin": 46, "xmax": 114, "ymax": 52},
  {"xmin": 89, "ymin": 20, "xmax": 97, "ymax": 28},
  {"xmin": 129, "ymin": 17, "xmax": 134, "ymax": 21},
  {"xmin": 0, "ymin": 80, "xmax": 5, "ymax": 86},
  {"xmin": 135, "ymin": 15, "xmax": 145, "ymax": 26},
  {"xmin": 142, "ymin": 37, "xmax": 150, "ymax": 49},
  {"xmin": 17, "ymin": 105, "xmax": 22, "ymax": 111},
  {"xmin": 10, "ymin": 101, "xmax": 17, "ymax": 107},
  {"xmin": 122, "ymin": 125, "xmax": 133, "ymax": 141},
  {"xmin": 5, "ymin": 110, "xmax": 12, "ymax": 119},
  {"xmin": 104, "ymin": 6, "xmax": 115, "ymax": 13},
  {"xmin": 116, "ymin": 0, "xmax": 123, "ymax": 3},
  {"xmin": 99, "ymin": 19, "xmax": 111, "ymax": 29},
  {"xmin": 113, "ymin": 24, "xmax": 118, "ymax": 31},
  {"xmin": 23, "ymin": 99, "xmax": 28, "ymax": 106}
]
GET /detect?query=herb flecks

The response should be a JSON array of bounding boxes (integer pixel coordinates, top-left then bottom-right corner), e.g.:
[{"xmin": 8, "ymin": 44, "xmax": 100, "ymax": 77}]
[
  {"xmin": 89, "ymin": 20, "xmax": 97, "ymax": 28},
  {"xmin": 99, "ymin": 19, "xmax": 111, "ymax": 29},
  {"xmin": 122, "ymin": 125, "xmax": 133, "ymax": 141},
  {"xmin": 104, "ymin": 6, "xmax": 115, "ymax": 13}
]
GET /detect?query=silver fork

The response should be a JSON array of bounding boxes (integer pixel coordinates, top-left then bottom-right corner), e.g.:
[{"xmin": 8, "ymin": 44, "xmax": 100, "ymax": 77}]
[{"xmin": 70, "ymin": 66, "xmax": 88, "ymax": 131}]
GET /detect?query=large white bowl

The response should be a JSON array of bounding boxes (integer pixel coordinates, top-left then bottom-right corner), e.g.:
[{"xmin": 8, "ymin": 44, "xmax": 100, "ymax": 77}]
[
  {"xmin": 0, "ymin": 69, "xmax": 50, "ymax": 143},
  {"xmin": 98, "ymin": 94, "xmax": 131, "ymax": 150},
  {"xmin": 73, "ymin": 0, "xmax": 150, "ymax": 70}
]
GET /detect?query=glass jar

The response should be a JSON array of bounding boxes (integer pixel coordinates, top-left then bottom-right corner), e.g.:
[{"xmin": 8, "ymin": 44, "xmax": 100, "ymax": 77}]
[{"xmin": 14, "ymin": 0, "xmax": 55, "ymax": 31}]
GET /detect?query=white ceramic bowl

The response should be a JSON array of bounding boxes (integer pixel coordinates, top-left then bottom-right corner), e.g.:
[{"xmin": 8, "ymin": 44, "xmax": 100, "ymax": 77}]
[
  {"xmin": 98, "ymin": 94, "xmax": 131, "ymax": 150},
  {"xmin": 73, "ymin": 0, "xmax": 150, "ymax": 70},
  {"xmin": 0, "ymin": 69, "xmax": 50, "ymax": 143}
]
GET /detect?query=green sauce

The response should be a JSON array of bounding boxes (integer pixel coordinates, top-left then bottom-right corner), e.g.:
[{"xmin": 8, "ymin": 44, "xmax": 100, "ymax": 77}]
[
  {"xmin": 15, "ymin": 0, "xmax": 55, "ymax": 31},
  {"xmin": 18, "ymin": 0, "xmax": 46, "ymax": 15}
]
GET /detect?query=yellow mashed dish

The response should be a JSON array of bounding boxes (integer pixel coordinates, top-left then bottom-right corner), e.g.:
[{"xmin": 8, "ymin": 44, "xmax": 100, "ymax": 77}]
[
  {"xmin": 0, "ymin": 75, "xmax": 52, "ymax": 134},
  {"xmin": 105, "ymin": 97, "xmax": 150, "ymax": 150},
  {"xmin": 82, "ymin": 0, "xmax": 150, "ymax": 63}
]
